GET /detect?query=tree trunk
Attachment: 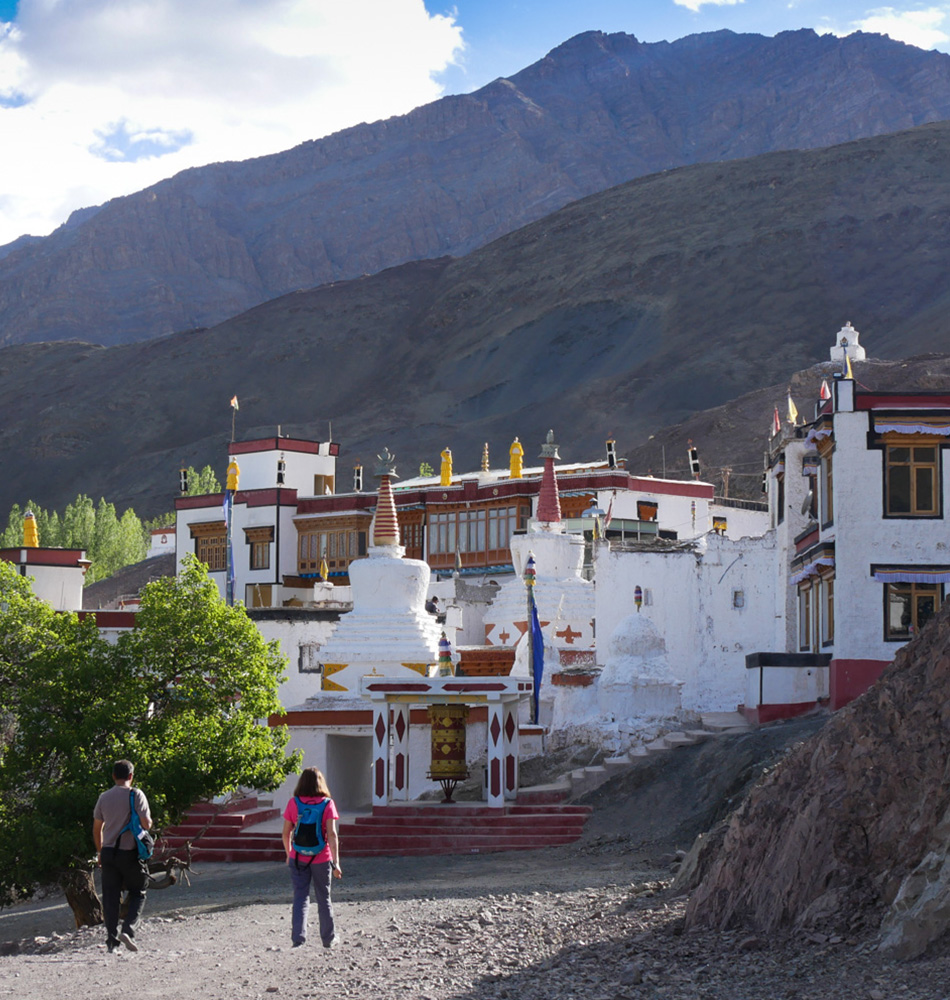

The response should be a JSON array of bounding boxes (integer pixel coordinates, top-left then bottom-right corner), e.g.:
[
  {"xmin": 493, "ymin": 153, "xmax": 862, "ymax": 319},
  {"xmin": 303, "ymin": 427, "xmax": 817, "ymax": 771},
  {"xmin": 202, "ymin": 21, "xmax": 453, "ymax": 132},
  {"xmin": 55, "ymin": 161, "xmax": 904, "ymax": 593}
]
[{"xmin": 60, "ymin": 868, "xmax": 103, "ymax": 928}]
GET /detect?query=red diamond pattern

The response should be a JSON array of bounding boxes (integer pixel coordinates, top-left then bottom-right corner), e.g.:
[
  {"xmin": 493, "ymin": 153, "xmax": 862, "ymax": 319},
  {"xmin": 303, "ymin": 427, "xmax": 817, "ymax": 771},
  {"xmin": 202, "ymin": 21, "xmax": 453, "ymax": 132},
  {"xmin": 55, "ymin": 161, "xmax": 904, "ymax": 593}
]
[
  {"xmin": 375, "ymin": 714, "xmax": 386, "ymax": 745},
  {"xmin": 504, "ymin": 712, "xmax": 516, "ymax": 743},
  {"xmin": 489, "ymin": 714, "xmax": 501, "ymax": 746},
  {"xmin": 394, "ymin": 710, "xmax": 406, "ymax": 742}
]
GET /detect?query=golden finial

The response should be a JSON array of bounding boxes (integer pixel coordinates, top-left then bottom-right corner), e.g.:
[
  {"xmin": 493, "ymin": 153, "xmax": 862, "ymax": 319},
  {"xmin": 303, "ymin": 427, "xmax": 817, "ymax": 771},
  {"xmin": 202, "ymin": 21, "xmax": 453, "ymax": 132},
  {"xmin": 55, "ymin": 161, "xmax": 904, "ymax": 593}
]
[
  {"xmin": 440, "ymin": 448, "xmax": 452, "ymax": 487},
  {"xmin": 23, "ymin": 510, "xmax": 38, "ymax": 548},
  {"xmin": 509, "ymin": 437, "xmax": 524, "ymax": 479}
]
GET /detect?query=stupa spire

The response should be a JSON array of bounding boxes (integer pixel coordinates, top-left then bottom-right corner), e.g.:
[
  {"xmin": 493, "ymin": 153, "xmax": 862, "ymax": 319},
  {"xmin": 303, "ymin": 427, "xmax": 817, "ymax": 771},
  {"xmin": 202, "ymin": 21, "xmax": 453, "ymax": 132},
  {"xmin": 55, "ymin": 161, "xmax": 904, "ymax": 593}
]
[
  {"xmin": 373, "ymin": 447, "xmax": 401, "ymax": 547},
  {"xmin": 536, "ymin": 429, "xmax": 562, "ymax": 525}
]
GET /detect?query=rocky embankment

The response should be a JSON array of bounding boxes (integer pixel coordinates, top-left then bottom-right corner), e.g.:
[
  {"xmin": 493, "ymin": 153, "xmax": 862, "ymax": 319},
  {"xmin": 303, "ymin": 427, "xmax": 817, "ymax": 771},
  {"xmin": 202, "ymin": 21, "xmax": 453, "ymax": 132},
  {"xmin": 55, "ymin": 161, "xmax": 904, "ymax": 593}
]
[{"xmin": 685, "ymin": 600, "xmax": 950, "ymax": 960}]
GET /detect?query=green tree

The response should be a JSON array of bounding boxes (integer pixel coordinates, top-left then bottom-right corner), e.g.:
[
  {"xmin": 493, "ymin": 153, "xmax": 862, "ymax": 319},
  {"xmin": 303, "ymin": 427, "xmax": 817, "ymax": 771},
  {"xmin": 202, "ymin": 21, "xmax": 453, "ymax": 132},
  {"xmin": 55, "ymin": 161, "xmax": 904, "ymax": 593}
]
[
  {"xmin": 60, "ymin": 494, "xmax": 96, "ymax": 549},
  {"xmin": 144, "ymin": 464, "xmax": 222, "ymax": 535},
  {"xmin": 0, "ymin": 503, "xmax": 23, "ymax": 547},
  {"xmin": 0, "ymin": 555, "xmax": 298, "ymax": 926}
]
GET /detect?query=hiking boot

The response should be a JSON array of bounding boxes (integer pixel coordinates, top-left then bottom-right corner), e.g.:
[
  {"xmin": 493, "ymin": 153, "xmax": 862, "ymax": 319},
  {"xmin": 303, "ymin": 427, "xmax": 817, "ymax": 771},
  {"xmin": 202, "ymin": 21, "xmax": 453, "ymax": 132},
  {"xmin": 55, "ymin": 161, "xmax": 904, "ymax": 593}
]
[{"xmin": 119, "ymin": 931, "xmax": 138, "ymax": 952}]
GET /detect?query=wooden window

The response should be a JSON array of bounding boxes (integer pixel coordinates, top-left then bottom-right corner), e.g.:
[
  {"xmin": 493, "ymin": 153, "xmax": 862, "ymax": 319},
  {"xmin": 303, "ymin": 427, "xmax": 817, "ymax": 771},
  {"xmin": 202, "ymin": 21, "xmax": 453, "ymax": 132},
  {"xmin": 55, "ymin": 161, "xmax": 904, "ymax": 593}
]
[
  {"xmin": 244, "ymin": 526, "xmax": 274, "ymax": 571},
  {"xmin": 886, "ymin": 445, "xmax": 938, "ymax": 516},
  {"xmin": 426, "ymin": 501, "xmax": 530, "ymax": 568},
  {"xmin": 821, "ymin": 453, "xmax": 834, "ymax": 525},
  {"xmin": 821, "ymin": 577, "xmax": 835, "ymax": 646},
  {"xmin": 798, "ymin": 585, "xmax": 812, "ymax": 651},
  {"xmin": 190, "ymin": 521, "xmax": 226, "ymax": 572},
  {"xmin": 885, "ymin": 582, "xmax": 941, "ymax": 640}
]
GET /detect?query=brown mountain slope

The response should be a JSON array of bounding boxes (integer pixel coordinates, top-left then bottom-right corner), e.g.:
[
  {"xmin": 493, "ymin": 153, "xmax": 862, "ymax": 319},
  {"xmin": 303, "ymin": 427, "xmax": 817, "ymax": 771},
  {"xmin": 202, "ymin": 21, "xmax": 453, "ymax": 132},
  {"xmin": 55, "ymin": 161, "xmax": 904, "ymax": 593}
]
[
  {"xmin": 3, "ymin": 28, "xmax": 950, "ymax": 346},
  {"xmin": 3, "ymin": 122, "xmax": 950, "ymax": 517}
]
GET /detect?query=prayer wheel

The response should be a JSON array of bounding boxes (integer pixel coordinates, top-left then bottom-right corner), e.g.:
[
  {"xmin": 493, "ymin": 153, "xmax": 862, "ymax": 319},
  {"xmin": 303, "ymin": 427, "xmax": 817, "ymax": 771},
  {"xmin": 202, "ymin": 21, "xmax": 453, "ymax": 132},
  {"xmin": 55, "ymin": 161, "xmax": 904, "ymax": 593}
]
[{"xmin": 427, "ymin": 704, "xmax": 469, "ymax": 802}]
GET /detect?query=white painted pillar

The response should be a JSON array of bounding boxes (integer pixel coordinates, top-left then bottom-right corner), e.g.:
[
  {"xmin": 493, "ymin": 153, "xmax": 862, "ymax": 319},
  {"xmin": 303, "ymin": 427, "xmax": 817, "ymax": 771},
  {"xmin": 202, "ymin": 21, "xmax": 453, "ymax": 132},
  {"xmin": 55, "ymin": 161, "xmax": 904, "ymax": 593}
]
[
  {"xmin": 371, "ymin": 700, "xmax": 390, "ymax": 807},
  {"xmin": 486, "ymin": 699, "xmax": 505, "ymax": 807},
  {"xmin": 502, "ymin": 700, "xmax": 520, "ymax": 801},
  {"xmin": 391, "ymin": 703, "xmax": 410, "ymax": 801}
]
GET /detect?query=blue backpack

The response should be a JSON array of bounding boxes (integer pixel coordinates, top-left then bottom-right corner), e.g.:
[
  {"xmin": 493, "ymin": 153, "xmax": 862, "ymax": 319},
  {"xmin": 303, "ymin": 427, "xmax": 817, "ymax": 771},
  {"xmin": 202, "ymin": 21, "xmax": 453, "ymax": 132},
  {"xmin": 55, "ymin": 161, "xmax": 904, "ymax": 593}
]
[
  {"xmin": 292, "ymin": 797, "xmax": 330, "ymax": 861},
  {"xmin": 116, "ymin": 789, "xmax": 155, "ymax": 860}
]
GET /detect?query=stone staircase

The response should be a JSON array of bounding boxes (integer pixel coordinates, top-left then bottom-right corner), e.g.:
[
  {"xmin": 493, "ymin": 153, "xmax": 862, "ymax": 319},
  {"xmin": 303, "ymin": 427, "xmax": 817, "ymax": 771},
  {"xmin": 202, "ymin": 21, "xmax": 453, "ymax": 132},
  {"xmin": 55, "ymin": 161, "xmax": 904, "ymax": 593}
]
[
  {"xmin": 157, "ymin": 793, "xmax": 591, "ymax": 862},
  {"xmin": 552, "ymin": 711, "xmax": 752, "ymax": 800},
  {"xmin": 337, "ymin": 800, "xmax": 591, "ymax": 856}
]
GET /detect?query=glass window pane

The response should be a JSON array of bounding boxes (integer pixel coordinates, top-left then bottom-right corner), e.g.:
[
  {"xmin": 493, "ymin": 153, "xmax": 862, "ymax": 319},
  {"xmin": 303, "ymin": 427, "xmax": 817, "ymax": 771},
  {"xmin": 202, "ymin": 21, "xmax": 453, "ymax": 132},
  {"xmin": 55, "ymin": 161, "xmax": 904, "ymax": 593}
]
[
  {"xmin": 889, "ymin": 466, "xmax": 911, "ymax": 513},
  {"xmin": 888, "ymin": 585, "xmax": 912, "ymax": 637},
  {"xmin": 914, "ymin": 447, "xmax": 936, "ymax": 463},
  {"xmin": 915, "ymin": 467, "xmax": 935, "ymax": 512},
  {"xmin": 889, "ymin": 447, "xmax": 911, "ymax": 463}
]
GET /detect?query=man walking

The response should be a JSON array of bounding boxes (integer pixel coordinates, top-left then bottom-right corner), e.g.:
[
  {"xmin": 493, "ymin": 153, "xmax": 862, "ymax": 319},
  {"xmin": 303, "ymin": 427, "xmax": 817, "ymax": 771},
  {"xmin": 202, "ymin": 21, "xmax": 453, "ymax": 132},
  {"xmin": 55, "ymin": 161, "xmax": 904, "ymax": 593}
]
[{"xmin": 93, "ymin": 760, "xmax": 152, "ymax": 952}]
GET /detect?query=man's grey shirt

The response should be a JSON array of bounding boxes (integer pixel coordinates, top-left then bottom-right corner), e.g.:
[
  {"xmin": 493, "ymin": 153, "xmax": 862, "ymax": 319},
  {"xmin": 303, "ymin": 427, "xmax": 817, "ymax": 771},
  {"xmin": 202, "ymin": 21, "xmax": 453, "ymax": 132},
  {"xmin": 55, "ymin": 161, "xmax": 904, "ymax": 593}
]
[{"xmin": 94, "ymin": 786, "xmax": 151, "ymax": 850}]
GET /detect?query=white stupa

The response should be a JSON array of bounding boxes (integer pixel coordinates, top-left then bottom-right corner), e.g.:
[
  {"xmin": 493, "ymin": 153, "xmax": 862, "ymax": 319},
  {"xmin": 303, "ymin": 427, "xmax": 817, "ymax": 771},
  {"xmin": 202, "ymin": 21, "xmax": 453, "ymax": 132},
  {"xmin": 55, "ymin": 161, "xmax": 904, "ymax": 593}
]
[
  {"xmin": 598, "ymin": 613, "xmax": 683, "ymax": 720},
  {"xmin": 829, "ymin": 321, "xmax": 867, "ymax": 365},
  {"xmin": 316, "ymin": 447, "xmax": 441, "ymax": 693}
]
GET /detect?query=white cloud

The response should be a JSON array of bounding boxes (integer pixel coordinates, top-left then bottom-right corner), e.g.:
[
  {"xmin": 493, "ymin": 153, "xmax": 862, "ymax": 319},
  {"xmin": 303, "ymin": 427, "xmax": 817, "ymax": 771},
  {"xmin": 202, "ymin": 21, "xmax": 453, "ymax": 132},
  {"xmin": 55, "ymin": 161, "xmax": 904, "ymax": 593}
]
[
  {"xmin": 673, "ymin": 0, "xmax": 744, "ymax": 13},
  {"xmin": 821, "ymin": 5, "xmax": 950, "ymax": 49},
  {"xmin": 0, "ymin": 0, "xmax": 464, "ymax": 245}
]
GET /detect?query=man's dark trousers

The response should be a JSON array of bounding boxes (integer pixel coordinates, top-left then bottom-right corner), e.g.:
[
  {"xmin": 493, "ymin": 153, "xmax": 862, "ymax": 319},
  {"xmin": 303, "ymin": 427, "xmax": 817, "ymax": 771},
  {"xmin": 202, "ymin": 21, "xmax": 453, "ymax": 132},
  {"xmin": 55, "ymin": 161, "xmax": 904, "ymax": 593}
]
[{"xmin": 100, "ymin": 846, "xmax": 147, "ymax": 944}]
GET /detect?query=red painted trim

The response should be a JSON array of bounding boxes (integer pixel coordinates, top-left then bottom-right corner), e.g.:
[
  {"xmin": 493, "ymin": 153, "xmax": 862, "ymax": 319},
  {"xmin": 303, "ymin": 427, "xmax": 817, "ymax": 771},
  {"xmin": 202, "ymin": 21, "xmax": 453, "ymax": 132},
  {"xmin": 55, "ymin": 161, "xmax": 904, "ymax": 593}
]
[
  {"xmin": 269, "ymin": 705, "xmax": 487, "ymax": 727},
  {"xmin": 830, "ymin": 658, "xmax": 890, "ymax": 710},
  {"xmin": 78, "ymin": 610, "xmax": 138, "ymax": 628},
  {"xmin": 0, "ymin": 547, "xmax": 89, "ymax": 567},
  {"xmin": 550, "ymin": 672, "xmax": 597, "ymax": 687},
  {"xmin": 856, "ymin": 393, "xmax": 950, "ymax": 410},
  {"xmin": 229, "ymin": 437, "xmax": 327, "ymax": 456},
  {"xmin": 744, "ymin": 701, "xmax": 824, "ymax": 725},
  {"xmin": 795, "ymin": 528, "xmax": 820, "ymax": 554},
  {"xmin": 176, "ymin": 488, "xmax": 298, "ymax": 510}
]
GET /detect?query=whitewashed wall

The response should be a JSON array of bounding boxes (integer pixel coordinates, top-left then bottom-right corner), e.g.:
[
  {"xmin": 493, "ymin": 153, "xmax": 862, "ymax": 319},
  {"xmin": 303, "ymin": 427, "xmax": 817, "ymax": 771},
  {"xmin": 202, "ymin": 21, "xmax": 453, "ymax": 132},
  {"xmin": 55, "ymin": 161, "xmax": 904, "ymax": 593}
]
[
  {"xmin": 827, "ymin": 409, "xmax": 950, "ymax": 664},
  {"xmin": 594, "ymin": 532, "xmax": 783, "ymax": 712},
  {"xmin": 253, "ymin": 614, "xmax": 341, "ymax": 709}
]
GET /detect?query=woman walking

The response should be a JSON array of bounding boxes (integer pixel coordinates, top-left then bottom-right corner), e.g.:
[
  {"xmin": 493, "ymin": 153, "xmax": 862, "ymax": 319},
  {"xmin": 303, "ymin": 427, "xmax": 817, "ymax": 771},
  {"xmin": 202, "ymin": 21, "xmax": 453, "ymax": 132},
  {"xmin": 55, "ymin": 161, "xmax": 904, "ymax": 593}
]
[{"xmin": 282, "ymin": 767, "xmax": 342, "ymax": 948}]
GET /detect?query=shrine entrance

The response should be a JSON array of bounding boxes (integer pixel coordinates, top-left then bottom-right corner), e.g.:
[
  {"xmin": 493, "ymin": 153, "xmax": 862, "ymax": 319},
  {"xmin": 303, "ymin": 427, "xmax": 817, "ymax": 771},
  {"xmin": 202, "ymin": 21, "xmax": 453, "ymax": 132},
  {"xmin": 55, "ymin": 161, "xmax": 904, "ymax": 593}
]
[{"xmin": 359, "ymin": 675, "xmax": 534, "ymax": 808}]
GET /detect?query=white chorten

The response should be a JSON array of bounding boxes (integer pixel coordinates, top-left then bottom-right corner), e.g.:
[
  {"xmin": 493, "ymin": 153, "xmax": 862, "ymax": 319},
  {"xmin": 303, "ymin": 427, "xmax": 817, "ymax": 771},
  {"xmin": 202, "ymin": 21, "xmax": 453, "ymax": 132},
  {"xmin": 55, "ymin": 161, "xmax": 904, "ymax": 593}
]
[
  {"xmin": 317, "ymin": 447, "xmax": 441, "ymax": 692},
  {"xmin": 598, "ymin": 613, "xmax": 683, "ymax": 720},
  {"xmin": 829, "ymin": 321, "xmax": 867, "ymax": 365}
]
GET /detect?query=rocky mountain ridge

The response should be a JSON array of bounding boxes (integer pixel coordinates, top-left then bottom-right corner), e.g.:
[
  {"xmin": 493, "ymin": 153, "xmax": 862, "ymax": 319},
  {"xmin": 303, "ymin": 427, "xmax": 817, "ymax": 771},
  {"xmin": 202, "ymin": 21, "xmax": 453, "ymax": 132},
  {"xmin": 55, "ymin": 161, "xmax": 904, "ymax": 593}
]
[
  {"xmin": 3, "ymin": 28, "xmax": 950, "ymax": 346},
  {"xmin": 2, "ymin": 122, "xmax": 950, "ymax": 517}
]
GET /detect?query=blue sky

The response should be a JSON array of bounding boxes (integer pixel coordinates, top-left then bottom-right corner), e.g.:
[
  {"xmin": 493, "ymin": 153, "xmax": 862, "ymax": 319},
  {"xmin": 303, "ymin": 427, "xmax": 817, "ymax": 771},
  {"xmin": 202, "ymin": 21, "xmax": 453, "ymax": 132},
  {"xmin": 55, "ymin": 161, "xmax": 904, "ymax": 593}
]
[{"xmin": 1, "ymin": 0, "xmax": 949, "ymax": 246}]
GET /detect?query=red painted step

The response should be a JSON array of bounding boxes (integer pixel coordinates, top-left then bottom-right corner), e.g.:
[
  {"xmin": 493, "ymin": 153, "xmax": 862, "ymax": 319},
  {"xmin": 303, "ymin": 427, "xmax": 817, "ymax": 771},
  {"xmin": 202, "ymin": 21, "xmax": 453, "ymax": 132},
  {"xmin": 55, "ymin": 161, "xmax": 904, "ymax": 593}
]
[{"xmin": 157, "ymin": 796, "xmax": 592, "ymax": 862}]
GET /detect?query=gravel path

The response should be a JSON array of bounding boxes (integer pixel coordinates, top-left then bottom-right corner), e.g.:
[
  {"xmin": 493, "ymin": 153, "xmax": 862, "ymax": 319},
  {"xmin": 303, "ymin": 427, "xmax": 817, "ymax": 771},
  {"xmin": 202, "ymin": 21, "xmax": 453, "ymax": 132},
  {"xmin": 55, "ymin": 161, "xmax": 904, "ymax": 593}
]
[{"xmin": 0, "ymin": 843, "xmax": 947, "ymax": 1000}]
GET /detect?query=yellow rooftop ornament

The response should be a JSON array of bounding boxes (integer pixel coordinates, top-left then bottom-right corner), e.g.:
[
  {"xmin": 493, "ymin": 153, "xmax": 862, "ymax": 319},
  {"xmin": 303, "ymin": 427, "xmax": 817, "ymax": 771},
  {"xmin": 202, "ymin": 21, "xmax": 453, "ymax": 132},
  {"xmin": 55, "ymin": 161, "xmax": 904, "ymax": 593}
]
[
  {"xmin": 226, "ymin": 459, "xmax": 240, "ymax": 492},
  {"xmin": 481, "ymin": 442, "xmax": 490, "ymax": 472},
  {"xmin": 23, "ymin": 510, "xmax": 38, "ymax": 548},
  {"xmin": 509, "ymin": 437, "xmax": 524, "ymax": 479},
  {"xmin": 440, "ymin": 448, "xmax": 452, "ymax": 487}
]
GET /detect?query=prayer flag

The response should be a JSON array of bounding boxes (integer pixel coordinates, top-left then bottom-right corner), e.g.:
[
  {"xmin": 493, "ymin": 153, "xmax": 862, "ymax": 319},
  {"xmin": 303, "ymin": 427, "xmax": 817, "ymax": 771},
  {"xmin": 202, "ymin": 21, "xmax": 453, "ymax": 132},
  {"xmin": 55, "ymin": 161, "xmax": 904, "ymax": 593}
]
[
  {"xmin": 819, "ymin": 379, "xmax": 831, "ymax": 400},
  {"xmin": 844, "ymin": 355, "xmax": 854, "ymax": 380},
  {"xmin": 787, "ymin": 394, "xmax": 799, "ymax": 425},
  {"xmin": 530, "ymin": 595, "xmax": 544, "ymax": 725},
  {"xmin": 230, "ymin": 395, "xmax": 239, "ymax": 410},
  {"xmin": 772, "ymin": 407, "xmax": 781, "ymax": 436},
  {"xmin": 319, "ymin": 557, "xmax": 329, "ymax": 581}
]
